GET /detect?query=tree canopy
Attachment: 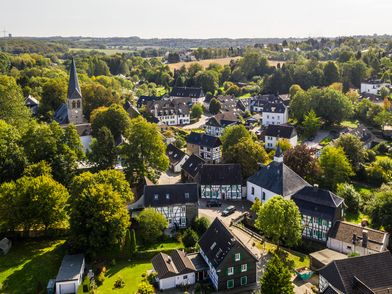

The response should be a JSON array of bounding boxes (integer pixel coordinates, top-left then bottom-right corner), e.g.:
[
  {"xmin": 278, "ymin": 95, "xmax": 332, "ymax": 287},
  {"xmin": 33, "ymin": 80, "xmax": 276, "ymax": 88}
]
[{"xmin": 136, "ymin": 208, "xmax": 168, "ymax": 245}]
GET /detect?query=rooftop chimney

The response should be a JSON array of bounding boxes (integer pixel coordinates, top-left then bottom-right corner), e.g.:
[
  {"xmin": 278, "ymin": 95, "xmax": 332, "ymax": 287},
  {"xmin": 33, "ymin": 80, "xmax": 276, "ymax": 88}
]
[
  {"xmin": 313, "ymin": 184, "xmax": 319, "ymax": 192},
  {"xmin": 362, "ymin": 230, "xmax": 368, "ymax": 248}
]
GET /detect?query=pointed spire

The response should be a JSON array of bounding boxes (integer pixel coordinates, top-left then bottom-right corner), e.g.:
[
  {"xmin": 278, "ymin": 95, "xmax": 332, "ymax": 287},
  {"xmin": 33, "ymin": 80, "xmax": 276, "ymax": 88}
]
[
  {"xmin": 274, "ymin": 144, "xmax": 283, "ymax": 163},
  {"xmin": 67, "ymin": 58, "xmax": 82, "ymax": 100}
]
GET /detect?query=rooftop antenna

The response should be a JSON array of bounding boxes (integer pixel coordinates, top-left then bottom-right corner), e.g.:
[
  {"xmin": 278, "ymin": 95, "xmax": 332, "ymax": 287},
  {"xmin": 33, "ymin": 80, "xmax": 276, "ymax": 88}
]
[{"xmin": 1, "ymin": 28, "xmax": 8, "ymax": 52}]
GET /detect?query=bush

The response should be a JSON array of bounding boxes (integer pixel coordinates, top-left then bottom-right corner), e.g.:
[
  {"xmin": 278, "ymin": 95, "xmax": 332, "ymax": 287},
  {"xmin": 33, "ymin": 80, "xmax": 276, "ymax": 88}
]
[
  {"xmin": 96, "ymin": 271, "xmax": 106, "ymax": 286},
  {"xmin": 114, "ymin": 277, "xmax": 125, "ymax": 289},
  {"xmin": 137, "ymin": 281, "xmax": 155, "ymax": 294},
  {"xmin": 336, "ymin": 183, "xmax": 361, "ymax": 214},
  {"xmin": 182, "ymin": 228, "xmax": 199, "ymax": 248},
  {"xmin": 192, "ymin": 217, "xmax": 211, "ymax": 237}
]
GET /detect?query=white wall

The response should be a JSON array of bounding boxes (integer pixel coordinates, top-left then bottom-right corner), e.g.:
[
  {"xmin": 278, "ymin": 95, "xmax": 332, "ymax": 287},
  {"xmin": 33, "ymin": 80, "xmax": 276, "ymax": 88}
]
[
  {"xmin": 200, "ymin": 249, "xmax": 219, "ymax": 290},
  {"xmin": 56, "ymin": 280, "xmax": 78, "ymax": 294},
  {"xmin": 360, "ymin": 82, "xmax": 391, "ymax": 95},
  {"xmin": 246, "ymin": 182, "xmax": 278, "ymax": 203},
  {"xmin": 173, "ymin": 155, "xmax": 189, "ymax": 173},
  {"xmin": 327, "ymin": 238, "xmax": 378, "ymax": 256},
  {"xmin": 262, "ymin": 109, "xmax": 288, "ymax": 126},
  {"xmin": 159, "ymin": 277, "xmax": 176, "ymax": 290},
  {"xmin": 265, "ymin": 135, "xmax": 297, "ymax": 149}
]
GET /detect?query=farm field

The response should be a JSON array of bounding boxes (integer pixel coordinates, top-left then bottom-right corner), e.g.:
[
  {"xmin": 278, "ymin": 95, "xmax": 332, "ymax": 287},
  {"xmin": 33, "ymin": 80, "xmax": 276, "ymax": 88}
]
[{"xmin": 70, "ymin": 47, "xmax": 136, "ymax": 55}]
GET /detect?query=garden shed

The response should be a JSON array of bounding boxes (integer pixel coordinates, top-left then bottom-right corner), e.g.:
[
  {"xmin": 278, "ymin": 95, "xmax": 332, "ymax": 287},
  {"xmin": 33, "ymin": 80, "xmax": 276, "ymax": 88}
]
[{"xmin": 0, "ymin": 238, "xmax": 12, "ymax": 255}]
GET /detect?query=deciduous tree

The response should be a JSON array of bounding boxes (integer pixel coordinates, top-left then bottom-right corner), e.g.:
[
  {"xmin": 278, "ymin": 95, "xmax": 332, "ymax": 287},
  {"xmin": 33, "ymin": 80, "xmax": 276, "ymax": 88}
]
[
  {"xmin": 260, "ymin": 253, "xmax": 294, "ymax": 294},
  {"xmin": 209, "ymin": 98, "xmax": 221, "ymax": 114},
  {"xmin": 136, "ymin": 208, "xmax": 168, "ymax": 245}
]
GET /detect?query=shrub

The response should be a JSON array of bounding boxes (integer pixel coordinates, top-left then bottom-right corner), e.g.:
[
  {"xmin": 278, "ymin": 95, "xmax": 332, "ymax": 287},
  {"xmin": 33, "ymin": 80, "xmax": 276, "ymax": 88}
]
[
  {"xmin": 336, "ymin": 183, "xmax": 361, "ymax": 214},
  {"xmin": 137, "ymin": 281, "xmax": 155, "ymax": 294},
  {"xmin": 96, "ymin": 271, "xmax": 105, "ymax": 286},
  {"xmin": 192, "ymin": 217, "xmax": 211, "ymax": 237},
  {"xmin": 182, "ymin": 228, "xmax": 199, "ymax": 248},
  {"xmin": 114, "ymin": 277, "xmax": 125, "ymax": 289}
]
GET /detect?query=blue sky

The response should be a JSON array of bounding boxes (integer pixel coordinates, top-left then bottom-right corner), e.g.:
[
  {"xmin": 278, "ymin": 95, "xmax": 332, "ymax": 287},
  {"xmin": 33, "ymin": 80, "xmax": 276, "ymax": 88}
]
[{"xmin": 1, "ymin": 0, "xmax": 391, "ymax": 38}]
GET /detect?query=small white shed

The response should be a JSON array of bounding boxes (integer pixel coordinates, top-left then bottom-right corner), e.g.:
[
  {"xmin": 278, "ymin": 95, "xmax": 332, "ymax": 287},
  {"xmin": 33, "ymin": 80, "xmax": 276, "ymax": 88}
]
[
  {"xmin": 55, "ymin": 254, "xmax": 85, "ymax": 294},
  {"xmin": 0, "ymin": 238, "xmax": 12, "ymax": 255}
]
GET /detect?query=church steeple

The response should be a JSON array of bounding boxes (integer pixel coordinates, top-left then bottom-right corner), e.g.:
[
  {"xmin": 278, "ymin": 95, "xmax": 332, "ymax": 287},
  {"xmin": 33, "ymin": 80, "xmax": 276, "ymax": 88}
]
[
  {"xmin": 67, "ymin": 58, "xmax": 83, "ymax": 124},
  {"xmin": 274, "ymin": 145, "xmax": 284, "ymax": 163}
]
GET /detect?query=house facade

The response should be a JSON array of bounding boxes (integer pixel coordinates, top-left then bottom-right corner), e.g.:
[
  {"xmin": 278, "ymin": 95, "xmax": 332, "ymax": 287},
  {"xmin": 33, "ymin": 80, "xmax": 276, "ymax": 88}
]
[
  {"xmin": 147, "ymin": 98, "xmax": 191, "ymax": 126},
  {"xmin": 55, "ymin": 254, "xmax": 85, "ymax": 294},
  {"xmin": 181, "ymin": 154, "xmax": 205, "ymax": 183},
  {"xmin": 360, "ymin": 79, "xmax": 391, "ymax": 95},
  {"xmin": 166, "ymin": 143, "xmax": 189, "ymax": 173},
  {"xmin": 199, "ymin": 218, "xmax": 258, "ymax": 291},
  {"xmin": 291, "ymin": 186, "xmax": 344, "ymax": 243},
  {"xmin": 246, "ymin": 147, "xmax": 309, "ymax": 204},
  {"xmin": 169, "ymin": 87, "xmax": 205, "ymax": 104},
  {"xmin": 205, "ymin": 112, "xmax": 238, "ymax": 137},
  {"xmin": 261, "ymin": 102, "xmax": 288, "ymax": 126},
  {"xmin": 186, "ymin": 132, "xmax": 222, "ymax": 163},
  {"xmin": 199, "ymin": 164, "xmax": 242, "ymax": 200},
  {"xmin": 327, "ymin": 221, "xmax": 389, "ymax": 256},
  {"xmin": 264, "ymin": 124, "xmax": 298, "ymax": 149},
  {"xmin": 144, "ymin": 183, "xmax": 198, "ymax": 229}
]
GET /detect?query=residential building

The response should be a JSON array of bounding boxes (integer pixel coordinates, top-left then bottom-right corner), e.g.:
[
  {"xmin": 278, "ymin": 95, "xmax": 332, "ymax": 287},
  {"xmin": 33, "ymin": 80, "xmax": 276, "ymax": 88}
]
[
  {"xmin": 199, "ymin": 164, "xmax": 242, "ymax": 200},
  {"xmin": 291, "ymin": 185, "xmax": 344, "ymax": 243},
  {"xmin": 137, "ymin": 95, "xmax": 162, "ymax": 108},
  {"xmin": 345, "ymin": 123, "xmax": 383, "ymax": 149},
  {"xmin": 250, "ymin": 94, "xmax": 285, "ymax": 113},
  {"xmin": 55, "ymin": 254, "xmax": 85, "ymax": 294},
  {"xmin": 181, "ymin": 154, "xmax": 205, "ymax": 182},
  {"xmin": 264, "ymin": 124, "xmax": 298, "ymax": 149},
  {"xmin": 318, "ymin": 251, "xmax": 392, "ymax": 294},
  {"xmin": 25, "ymin": 95, "xmax": 39, "ymax": 116},
  {"xmin": 151, "ymin": 250, "xmax": 196, "ymax": 290},
  {"xmin": 327, "ymin": 221, "xmax": 389, "ymax": 256},
  {"xmin": 360, "ymin": 79, "xmax": 391, "ymax": 95},
  {"xmin": 123, "ymin": 100, "xmax": 140, "ymax": 118},
  {"xmin": 246, "ymin": 146, "xmax": 309, "ymax": 203},
  {"xmin": 144, "ymin": 183, "xmax": 198, "ymax": 229},
  {"xmin": 169, "ymin": 87, "xmax": 205, "ymax": 104},
  {"xmin": 186, "ymin": 132, "xmax": 222, "ymax": 163},
  {"xmin": 205, "ymin": 112, "xmax": 239, "ymax": 137},
  {"xmin": 198, "ymin": 218, "xmax": 258, "ymax": 291},
  {"xmin": 147, "ymin": 98, "xmax": 191, "ymax": 126},
  {"xmin": 215, "ymin": 95, "xmax": 243, "ymax": 115},
  {"xmin": 54, "ymin": 58, "xmax": 84, "ymax": 125},
  {"xmin": 166, "ymin": 143, "xmax": 189, "ymax": 173},
  {"xmin": 261, "ymin": 102, "xmax": 288, "ymax": 126}
]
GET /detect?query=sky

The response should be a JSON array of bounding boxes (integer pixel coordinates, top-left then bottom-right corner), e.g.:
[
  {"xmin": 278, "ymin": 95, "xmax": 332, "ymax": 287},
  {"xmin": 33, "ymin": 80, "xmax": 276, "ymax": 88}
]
[{"xmin": 1, "ymin": 0, "xmax": 392, "ymax": 38}]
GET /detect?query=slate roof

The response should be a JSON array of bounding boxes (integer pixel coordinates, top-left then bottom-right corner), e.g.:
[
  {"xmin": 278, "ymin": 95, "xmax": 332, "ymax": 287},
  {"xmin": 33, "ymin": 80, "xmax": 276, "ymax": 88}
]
[
  {"xmin": 247, "ymin": 161, "xmax": 309, "ymax": 197},
  {"xmin": 56, "ymin": 254, "xmax": 84, "ymax": 282},
  {"xmin": 147, "ymin": 98, "xmax": 191, "ymax": 116},
  {"xmin": 25, "ymin": 95, "xmax": 39, "ymax": 107},
  {"xmin": 67, "ymin": 58, "xmax": 82, "ymax": 100},
  {"xmin": 181, "ymin": 154, "xmax": 205, "ymax": 178},
  {"xmin": 123, "ymin": 100, "xmax": 140, "ymax": 117},
  {"xmin": 318, "ymin": 251, "xmax": 392, "ymax": 294},
  {"xmin": 216, "ymin": 95, "xmax": 242, "ymax": 113},
  {"xmin": 251, "ymin": 94, "xmax": 284, "ymax": 108},
  {"xmin": 186, "ymin": 132, "xmax": 222, "ymax": 148},
  {"xmin": 265, "ymin": 124, "xmax": 297, "ymax": 139},
  {"xmin": 199, "ymin": 164, "xmax": 242, "ymax": 185},
  {"xmin": 199, "ymin": 218, "xmax": 257, "ymax": 268},
  {"xmin": 144, "ymin": 183, "xmax": 198, "ymax": 207},
  {"xmin": 205, "ymin": 112, "xmax": 239, "ymax": 128},
  {"xmin": 166, "ymin": 143, "xmax": 187, "ymax": 165},
  {"xmin": 53, "ymin": 103, "xmax": 69, "ymax": 124},
  {"xmin": 137, "ymin": 95, "xmax": 161, "ymax": 108},
  {"xmin": 170, "ymin": 87, "xmax": 204, "ymax": 98},
  {"xmin": 152, "ymin": 250, "xmax": 196, "ymax": 279},
  {"xmin": 263, "ymin": 101, "xmax": 286, "ymax": 113},
  {"xmin": 328, "ymin": 221, "xmax": 388, "ymax": 252},
  {"xmin": 322, "ymin": 285, "xmax": 340, "ymax": 294}
]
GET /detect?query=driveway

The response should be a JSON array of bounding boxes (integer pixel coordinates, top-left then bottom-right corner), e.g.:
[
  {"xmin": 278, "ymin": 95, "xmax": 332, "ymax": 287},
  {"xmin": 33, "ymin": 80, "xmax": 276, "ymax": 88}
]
[
  {"xmin": 302, "ymin": 130, "xmax": 329, "ymax": 148},
  {"xmin": 182, "ymin": 114, "xmax": 211, "ymax": 130},
  {"xmin": 157, "ymin": 170, "xmax": 181, "ymax": 184}
]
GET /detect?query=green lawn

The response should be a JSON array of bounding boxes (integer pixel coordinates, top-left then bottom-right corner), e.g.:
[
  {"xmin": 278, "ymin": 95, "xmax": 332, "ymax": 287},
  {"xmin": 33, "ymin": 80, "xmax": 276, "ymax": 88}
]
[
  {"xmin": 319, "ymin": 136, "xmax": 332, "ymax": 146},
  {"xmin": 96, "ymin": 260, "xmax": 152, "ymax": 294},
  {"xmin": 138, "ymin": 240, "xmax": 183, "ymax": 251},
  {"xmin": 0, "ymin": 239, "xmax": 66, "ymax": 294},
  {"xmin": 340, "ymin": 120, "xmax": 359, "ymax": 128},
  {"xmin": 238, "ymin": 93, "xmax": 252, "ymax": 98}
]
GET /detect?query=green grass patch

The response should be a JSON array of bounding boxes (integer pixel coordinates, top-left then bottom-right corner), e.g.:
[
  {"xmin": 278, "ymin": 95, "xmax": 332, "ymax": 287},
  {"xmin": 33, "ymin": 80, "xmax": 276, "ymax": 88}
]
[
  {"xmin": 96, "ymin": 260, "xmax": 152, "ymax": 294},
  {"xmin": 319, "ymin": 136, "xmax": 332, "ymax": 146},
  {"xmin": 238, "ymin": 93, "xmax": 252, "ymax": 98},
  {"xmin": 340, "ymin": 120, "xmax": 359, "ymax": 128},
  {"xmin": 155, "ymin": 87, "xmax": 167, "ymax": 96},
  {"xmin": 345, "ymin": 211, "xmax": 370, "ymax": 224},
  {"xmin": 138, "ymin": 240, "xmax": 183, "ymax": 252},
  {"xmin": 0, "ymin": 239, "xmax": 66, "ymax": 294}
]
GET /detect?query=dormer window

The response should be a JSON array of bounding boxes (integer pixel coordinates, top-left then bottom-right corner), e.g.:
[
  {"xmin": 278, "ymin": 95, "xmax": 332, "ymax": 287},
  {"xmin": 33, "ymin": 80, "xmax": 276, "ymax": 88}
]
[
  {"xmin": 210, "ymin": 242, "xmax": 216, "ymax": 250},
  {"xmin": 185, "ymin": 193, "xmax": 189, "ymax": 199},
  {"xmin": 154, "ymin": 194, "xmax": 158, "ymax": 200},
  {"xmin": 235, "ymin": 253, "xmax": 241, "ymax": 261},
  {"xmin": 166, "ymin": 194, "xmax": 170, "ymax": 199}
]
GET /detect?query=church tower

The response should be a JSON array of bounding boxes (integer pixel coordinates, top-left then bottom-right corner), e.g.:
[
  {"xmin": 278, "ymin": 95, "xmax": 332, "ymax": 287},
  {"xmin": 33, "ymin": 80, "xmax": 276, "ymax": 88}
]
[{"xmin": 67, "ymin": 58, "xmax": 83, "ymax": 124}]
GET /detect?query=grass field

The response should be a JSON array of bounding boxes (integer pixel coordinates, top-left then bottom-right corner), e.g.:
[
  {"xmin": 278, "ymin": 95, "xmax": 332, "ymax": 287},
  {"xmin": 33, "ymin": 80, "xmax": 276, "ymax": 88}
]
[
  {"xmin": 138, "ymin": 240, "xmax": 183, "ymax": 251},
  {"xmin": 340, "ymin": 120, "xmax": 359, "ymax": 128},
  {"xmin": 0, "ymin": 239, "xmax": 66, "ymax": 294},
  {"xmin": 96, "ymin": 260, "xmax": 152, "ymax": 294},
  {"xmin": 70, "ymin": 48, "xmax": 135, "ymax": 55}
]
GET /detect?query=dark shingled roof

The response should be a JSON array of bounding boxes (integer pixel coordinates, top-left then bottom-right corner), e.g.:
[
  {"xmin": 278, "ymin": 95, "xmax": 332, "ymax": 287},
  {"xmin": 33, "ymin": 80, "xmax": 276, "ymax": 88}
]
[
  {"xmin": 199, "ymin": 164, "xmax": 242, "ymax": 185},
  {"xmin": 148, "ymin": 98, "xmax": 191, "ymax": 116},
  {"xmin": 53, "ymin": 103, "xmax": 69, "ymax": 124},
  {"xmin": 166, "ymin": 143, "xmax": 187, "ymax": 165},
  {"xmin": 199, "ymin": 218, "xmax": 257, "ymax": 268},
  {"xmin": 205, "ymin": 112, "xmax": 239, "ymax": 128},
  {"xmin": 328, "ymin": 221, "xmax": 388, "ymax": 252},
  {"xmin": 170, "ymin": 87, "xmax": 204, "ymax": 98},
  {"xmin": 265, "ymin": 124, "xmax": 297, "ymax": 139},
  {"xmin": 181, "ymin": 154, "xmax": 205, "ymax": 178},
  {"xmin": 318, "ymin": 251, "xmax": 392, "ymax": 294},
  {"xmin": 137, "ymin": 95, "xmax": 161, "ymax": 108},
  {"xmin": 186, "ymin": 132, "xmax": 222, "ymax": 148},
  {"xmin": 251, "ymin": 94, "xmax": 284, "ymax": 109},
  {"xmin": 152, "ymin": 250, "xmax": 196, "ymax": 279},
  {"xmin": 56, "ymin": 254, "xmax": 84, "ymax": 282},
  {"xmin": 263, "ymin": 101, "xmax": 286, "ymax": 113},
  {"xmin": 247, "ymin": 161, "xmax": 309, "ymax": 197},
  {"xmin": 144, "ymin": 183, "xmax": 198, "ymax": 207},
  {"xmin": 67, "ymin": 58, "xmax": 82, "ymax": 100},
  {"xmin": 123, "ymin": 100, "xmax": 140, "ymax": 117},
  {"xmin": 322, "ymin": 285, "xmax": 340, "ymax": 294}
]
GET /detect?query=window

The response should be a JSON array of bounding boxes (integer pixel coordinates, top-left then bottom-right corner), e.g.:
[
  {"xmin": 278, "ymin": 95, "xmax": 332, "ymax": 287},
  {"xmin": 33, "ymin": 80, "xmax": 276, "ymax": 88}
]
[
  {"xmin": 251, "ymin": 187, "xmax": 254, "ymax": 195},
  {"xmin": 181, "ymin": 206, "xmax": 186, "ymax": 212},
  {"xmin": 262, "ymin": 192, "xmax": 266, "ymax": 201},
  {"xmin": 181, "ymin": 217, "xmax": 186, "ymax": 225},
  {"xmin": 235, "ymin": 253, "xmax": 241, "ymax": 261},
  {"xmin": 210, "ymin": 242, "xmax": 216, "ymax": 250},
  {"xmin": 185, "ymin": 193, "xmax": 189, "ymax": 199},
  {"xmin": 240, "ymin": 276, "xmax": 248, "ymax": 286},
  {"xmin": 166, "ymin": 194, "xmax": 170, "ymax": 199},
  {"xmin": 183, "ymin": 275, "xmax": 187, "ymax": 279},
  {"xmin": 241, "ymin": 264, "xmax": 247, "ymax": 272},
  {"xmin": 227, "ymin": 279, "xmax": 234, "ymax": 289},
  {"xmin": 227, "ymin": 267, "xmax": 234, "ymax": 276},
  {"xmin": 154, "ymin": 194, "xmax": 159, "ymax": 200}
]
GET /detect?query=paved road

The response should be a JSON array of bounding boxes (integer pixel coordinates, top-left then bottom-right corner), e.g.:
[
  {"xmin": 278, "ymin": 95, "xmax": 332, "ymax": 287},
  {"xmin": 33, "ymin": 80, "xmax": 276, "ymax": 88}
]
[
  {"xmin": 182, "ymin": 114, "xmax": 211, "ymax": 130},
  {"xmin": 302, "ymin": 130, "xmax": 329, "ymax": 148},
  {"xmin": 157, "ymin": 170, "xmax": 181, "ymax": 184}
]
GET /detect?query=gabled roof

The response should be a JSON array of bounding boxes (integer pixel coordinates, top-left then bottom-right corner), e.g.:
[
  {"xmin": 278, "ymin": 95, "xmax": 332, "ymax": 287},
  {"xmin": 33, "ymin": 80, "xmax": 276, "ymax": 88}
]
[
  {"xmin": 186, "ymin": 132, "xmax": 222, "ymax": 148},
  {"xmin": 181, "ymin": 154, "xmax": 205, "ymax": 178},
  {"xmin": 147, "ymin": 98, "xmax": 191, "ymax": 116},
  {"xmin": 199, "ymin": 218, "xmax": 257, "ymax": 268},
  {"xmin": 56, "ymin": 254, "xmax": 84, "ymax": 282},
  {"xmin": 152, "ymin": 250, "xmax": 196, "ymax": 279},
  {"xmin": 53, "ymin": 103, "xmax": 69, "ymax": 124},
  {"xmin": 137, "ymin": 95, "xmax": 161, "ymax": 107},
  {"xmin": 123, "ymin": 100, "xmax": 140, "ymax": 117},
  {"xmin": 199, "ymin": 164, "xmax": 242, "ymax": 185},
  {"xmin": 170, "ymin": 87, "xmax": 204, "ymax": 98},
  {"xmin": 251, "ymin": 94, "xmax": 284, "ymax": 108},
  {"xmin": 215, "ymin": 95, "xmax": 242, "ymax": 113},
  {"xmin": 144, "ymin": 183, "xmax": 198, "ymax": 207},
  {"xmin": 328, "ymin": 221, "xmax": 388, "ymax": 252},
  {"xmin": 318, "ymin": 251, "xmax": 392, "ymax": 294},
  {"xmin": 25, "ymin": 95, "xmax": 39, "ymax": 106},
  {"xmin": 205, "ymin": 112, "xmax": 239, "ymax": 128},
  {"xmin": 166, "ymin": 143, "xmax": 187, "ymax": 165},
  {"xmin": 263, "ymin": 101, "xmax": 286, "ymax": 113},
  {"xmin": 265, "ymin": 124, "xmax": 297, "ymax": 139},
  {"xmin": 67, "ymin": 58, "xmax": 82, "ymax": 100},
  {"xmin": 247, "ymin": 161, "xmax": 309, "ymax": 197}
]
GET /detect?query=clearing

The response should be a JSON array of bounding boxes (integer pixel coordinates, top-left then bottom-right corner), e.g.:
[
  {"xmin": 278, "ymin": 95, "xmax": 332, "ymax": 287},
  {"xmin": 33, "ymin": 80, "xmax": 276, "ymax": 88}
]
[{"xmin": 0, "ymin": 239, "xmax": 66, "ymax": 294}]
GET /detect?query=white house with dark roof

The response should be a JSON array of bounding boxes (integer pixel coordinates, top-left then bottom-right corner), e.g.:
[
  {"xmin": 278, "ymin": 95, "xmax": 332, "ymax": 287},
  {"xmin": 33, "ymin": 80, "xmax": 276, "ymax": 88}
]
[
  {"xmin": 147, "ymin": 98, "xmax": 191, "ymax": 126},
  {"xmin": 261, "ymin": 102, "xmax": 288, "ymax": 126},
  {"xmin": 143, "ymin": 183, "xmax": 199, "ymax": 229},
  {"xmin": 166, "ymin": 143, "xmax": 189, "ymax": 173},
  {"xmin": 327, "ymin": 221, "xmax": 389, "ymax": 256},
  {"xmin": 186, "ymin": 132, "xmax": 222, "ymax": 163},
  {"xmin": 169, "ymin": 87, "xmax": 205, "ymax": 104},
  {"xmin": 55, "ymin": 254, "xmax": 85, "ymax": 294},
  {"xmin": 205, "ymin": 112, "xmax": 239, "ymax": 137},
  {"xmin": 264, "ymin": 124, "xmax": 297, "ymax": 149},
  {"xmin": 246, "ymin": 146, "xmax": 309, "ymax": 203},
  {"xmin": 360, "ymin": 79, "xmax": 391, "ymax": 95},
  {"xmin": 25, "ymin": 95, "xmax": 39, "ymax": 116}
]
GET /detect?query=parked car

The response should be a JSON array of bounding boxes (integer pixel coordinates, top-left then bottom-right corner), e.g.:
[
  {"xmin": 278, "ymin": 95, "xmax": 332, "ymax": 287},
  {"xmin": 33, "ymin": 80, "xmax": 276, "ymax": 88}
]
[
  {"xmin": 206, "ymin": 199, "xmax": 222, "ymax": 207},
  {"xmin": 222, "ymin": 205, "xmax": 236, "ymax": 216}
]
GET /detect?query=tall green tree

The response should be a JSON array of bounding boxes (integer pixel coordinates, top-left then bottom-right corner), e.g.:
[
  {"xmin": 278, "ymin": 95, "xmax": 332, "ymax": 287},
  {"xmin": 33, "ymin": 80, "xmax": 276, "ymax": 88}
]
[
  {"xmin": 284, "ymin": 144, "xmax": 320, "ymax": 183},
  {"xmin": 334, "ymin": 133, "xmax": 367, "ymax": 169},
  {"xmin": 336, "ymin": 183, "xmax": 361, "ymax": 214},
  {"xmin": 121, "ymin": 117, "xmax": 169, "ymax": 183},
  {"xmin": 40, "ymin": 77, "xmax": 67, "ymax": 119},
  {"xmin": 319, "ymin": 146, "xmax": 354, "ymax": 190},
  {"xmin": 190, "ymin": 103, "xmax": 203, "ymax": 119},
  {"xmin": 302, "ymin": 110, "xmax": 321, "ymax": 138},
  {"xmin": 255, "ymin": 196, "xmax": 302, "ymax": 248},
  {"xmin": 260, "ymin": 253, "xmax": 294, "ymax": 294},
  {"xmin": 221, "ymin": 124, "xmax": 251, "ymax": 153},
  {"xmin": 192, "ymin": 217, "xmax": 210, "ymax": 237},
  {"xmin": 137, "ymin": 208, "xmax": 168, "ymax": 245},
  {"xmin": 323, "ymin": 61, "xmax": 340, "ymax": 86},
  {"xmin": 209, "ymin": 98, "xmax": 221, "ymax": 115},
  {"xmin": 87, "ymin": 126, "xmax": 117, "ymax": 170}
]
